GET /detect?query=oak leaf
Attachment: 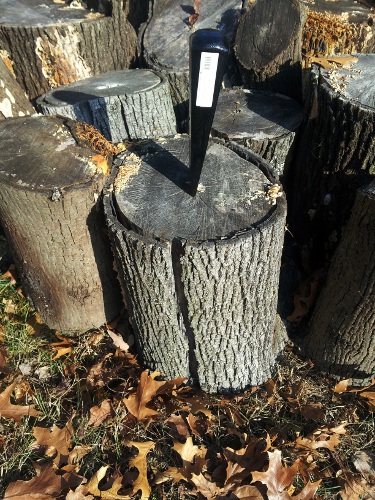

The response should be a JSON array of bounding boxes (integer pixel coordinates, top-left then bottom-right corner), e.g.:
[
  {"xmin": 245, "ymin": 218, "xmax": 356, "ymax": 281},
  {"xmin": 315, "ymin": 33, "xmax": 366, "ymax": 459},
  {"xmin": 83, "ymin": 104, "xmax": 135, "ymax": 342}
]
[
  {"xmin": 107, "ymin": 330, "xmax": 130, "ymax": 352},
  {"xmin": 0, "ymin": 381, "xmax": 41, "ymax": 422},
  {"xmin": 225, "ymin": 484, "xmax": 265, "ymax": 499},
  {"xmin": 338, "ymin": 470, "xmax": 372, "ymax": 500},
  {"xmin": 129, "ymin": 441, "xmax": 155, "ymax": 500},
  {"xmin": 188, "ymin": 0, "xmax": 200, "ymax": 26},
  {"xmin": 173, "ymin": 436, "xmax": 207, "ymax": 465},
  {"xmin": 88, "ymin": 399, "xmax": 115, "ymax": 427},
  {"xmin": 33, "ymin": 422, "xmax": 73, "ymax": 465},
  {"xmin": 359, "ymin": 391, "xmax": 375, "ymax": 412},
  {"xmin": 190, "ymin": 472, "xmax": 220, "ymax": 497},
  {"xmin": 51, "ymin": 333, "xmax": 73, "ymax": 360},
  {"xmin": 166, "ymin": 413, "xmax": 190, "ymax": 439},
  {"xmin": 295, "ymin": 432, "xmax": 340, "ymax": 452},
  {"xmin": 333, "ymin": 379, "xmax": 351, "ymax": 393},
  {"xmin": 83, "ymin": 466, "xmax": 129, "ymax": 499},
  {"xmin": 0, "ymin": 346, "xmax": 14, "ymax": 374}
]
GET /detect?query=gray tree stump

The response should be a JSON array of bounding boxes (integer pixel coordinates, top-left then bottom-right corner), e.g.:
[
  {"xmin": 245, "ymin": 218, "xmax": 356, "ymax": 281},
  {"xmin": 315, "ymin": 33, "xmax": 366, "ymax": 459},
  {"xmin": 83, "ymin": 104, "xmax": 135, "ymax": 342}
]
[
  {"xmin": 104, "ymin": 137, "xmax": 287, "ymax": 393},
  {"xmin": 0, "ymin": 115, "xmax": 122, "ymax": 331},
  {"xmin": 0, "ymin": 0, "xmax": 137, "ymax": 100},
  {"xmin": 235, "ymin": 0, "xmax": 307, "ymax": 102},
  {"xmin": 211, "ymin": 88, "xmax": 303, "ymax": 177},
  {"xmin": 302, "ymin": 180, "xmax": 375, "ymax": 386},
  {"xmin": 0, "ymin": 56, "xmax": 34, "ymax": 119},
  {"xmin": 37, "ymin": 69, "xmax": 177, "ymax": 142},
  {"xmin": 140, "ymin": 0, "xmax": 242, "ymax": 131},
  {"xmin": 290, "ymin": 54, "xmax": 375, "ymax": 264}
]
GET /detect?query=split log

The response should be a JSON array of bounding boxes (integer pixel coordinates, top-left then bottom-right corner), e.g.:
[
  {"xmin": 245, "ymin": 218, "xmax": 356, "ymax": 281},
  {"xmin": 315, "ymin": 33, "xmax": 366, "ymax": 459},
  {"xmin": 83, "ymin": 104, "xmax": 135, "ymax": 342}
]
[
  {"xmin": 0, "ymin": 115, "xmax": 122, "ymax": 332},
  {"xmin": 104, "ymin": 137, "xmax": 287, "ymax": 393},
  {"xmin": 302, "ymin": 180, "xmax": 375, "ymax": 385},
  {"xmin": 141, "ymin": 0, "xmax": 242, "ymax": 131},
  {"xmin": 290, "ymin": 54, "xmax": 375, "ymax": 264},
  {"xmin": 235, "ymin": 0, "xmax": 307, "ymax": 102},
  {"xmin": 211, "ymin": 88, "xmax": 303, "ymax": 177},
  {"xmin": 0, "ymin": 0, "xmax": 137, "ymax": 100},
  {"xmin": 37, "ymin": 69, "xmax": 177, "ymax": 142},
  {"xmin": 0, "ymin": 56, "xmax": 34, "ymax": 119}
]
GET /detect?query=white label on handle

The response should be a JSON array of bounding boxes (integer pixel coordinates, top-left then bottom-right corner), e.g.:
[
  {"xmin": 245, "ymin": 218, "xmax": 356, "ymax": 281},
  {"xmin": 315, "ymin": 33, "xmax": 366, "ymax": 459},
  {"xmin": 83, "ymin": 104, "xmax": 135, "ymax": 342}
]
[{"xmin": 196, "ymin": 52, "xmax": 219, "ymax": 108}]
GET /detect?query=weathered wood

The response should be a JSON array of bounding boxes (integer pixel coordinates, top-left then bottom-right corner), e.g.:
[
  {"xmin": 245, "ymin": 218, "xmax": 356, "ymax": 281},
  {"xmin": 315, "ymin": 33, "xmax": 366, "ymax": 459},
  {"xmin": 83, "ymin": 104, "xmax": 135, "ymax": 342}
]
[
  {"xmin": 302, "ymin": 180, "xmax": 375, "ymax": 386},
  {"xmin": 0, "ymin": 0, "xmax": 137, "ymax": 100},
  {"xmin": 211, "ymin": 88, "xmax": 303, "ymax": 176},
  {"xmin": 290, "ymin": 54, "xmax": 375, "ymax": 264},
  {"xmin": 104, "ymin": 137, "xmax": 287, "ymax": 392},
  {"xmin": 235, "ymin": 0, "xmax": 307, "ymax": 102},
  {"xmin": 0, "ymin": 115, "xmax": 122, "ymax": 332},
  {"xmin": 0, "ymin": 56, "xmax": 34, "ymax": 119},
  {"xmin": 141, "ymin": 0, "xmax": 242, "ymax": 131},
  {"xmin": 37, "ymin": 69, "xmax": 177, "ymax": 142}
]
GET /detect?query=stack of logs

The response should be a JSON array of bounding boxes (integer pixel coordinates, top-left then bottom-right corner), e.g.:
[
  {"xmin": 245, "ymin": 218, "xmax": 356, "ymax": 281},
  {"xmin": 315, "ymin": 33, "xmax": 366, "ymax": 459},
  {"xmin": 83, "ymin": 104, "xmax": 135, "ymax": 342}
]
[{"xmin": 0, "ymin": 0, "xmax": 374, "ymax": 391}]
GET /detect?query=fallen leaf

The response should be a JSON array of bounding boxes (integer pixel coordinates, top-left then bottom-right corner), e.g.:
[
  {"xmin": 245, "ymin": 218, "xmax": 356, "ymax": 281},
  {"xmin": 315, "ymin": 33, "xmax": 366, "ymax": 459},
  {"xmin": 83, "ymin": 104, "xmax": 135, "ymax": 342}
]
[
  {"xmin": 226, "ymin": 484, "xmax": 265, "ymax": 499},
  {"xmin": 295, "ymin": 433, "xmax": 340, "ymax": 452},
  {"xmin": 0, "ymin": 346, "xmax": 13, "ymax": 374},
  {"xmin": 338, "ymin": 470, "xmax": 372, "ymax": 500},
  {"xmin": 298, "ymin": 402, "xmax": 325, "ymax": 421},
  {"xmin": 333, "ymin": 379, "xmax": 351, "ymax": 393},
  {"xmin": 33, "ymin": 422, "xmax": 73, "ymax": 464},
  {"xmin": 2, "ymin": 298, "xmax": 15, "ymax": 316},
  {"xmin": 0, "ymin": 381, "xmax": 41, "ymax": 422},
  {"xmin": 173, "ymin": 436, "xmax": 206, "ymax": 465},
  {"xmin": 311, "ymin": 55, "xmax": 358, "ymax": 70},
  {"xmin": 1, "ymin": 264, "xmax": 18, "ymax": 285},
  {"xmin": 166, "ymin": 413, "xmax": 190, "ymax": 439},
  {"xmin": 129, "ymin": 441, "xmax": 155, "ymax": 500},
  {"xmin": 187, "ymin": 412, "xmax": 208, "ymax": 436},
  {"xmin": 353, "ymin": 450, "xmax": 375, "ymax": 483},
  {"xmin": 287, "ymin": 271, "xmax": 322, "ymax": 324},
  {"xmin": 107, "ymin": 330, "xmax": 130, "ymax": 352},
  {"xmin": 190, "ymin": 472, "xmax": 220, "ymax": 497},
  {"xmin": 359, "ymin": 391, "xmax": 375, "ymax": 412},
  {"xmin": 88, "ymin": 399, "xmax": 115, "ymax": 427},
  {"xmin": 188, "ymin": 0, "xmax": 200, "ymax": 26},
  {"xmin": 51, "ymin": 334, "xmax": 73, "ymax": 360}
]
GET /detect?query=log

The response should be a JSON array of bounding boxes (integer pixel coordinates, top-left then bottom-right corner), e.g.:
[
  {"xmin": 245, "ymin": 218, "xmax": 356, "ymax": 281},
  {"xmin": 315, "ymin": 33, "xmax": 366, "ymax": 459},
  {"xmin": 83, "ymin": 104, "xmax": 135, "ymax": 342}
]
[
  {"xmin": 302, "ymin": 180, "xmax": 375, "ymax": 385},
  {"xmin": 0, "ymin": 0, "xmax": 137, "ymax": 100},
  {"xmin": 141, "ymin": 0, "xmax": 242, "ymax": 131},
  {"xmin": 0, "ymin": 56, "xmax": 34, "ymax": 119},
  {"xmin": 36, "ymin": 69, "xmax": 177, "ymax": 142},
  {"xmin": 104, "ymin": 137, "xmax": 287, "ymax": 393},
  {"xmin": 290, "ymin": 54, "xmax": 375, "ymax": 264},
  {"xmin": 211, "ymin": 88, "xmax": 303, "ymax": 177},
  {"xmin": 234, "ymin": 0, "xmax": 307, "ymax": 102},
  {"xmin": 0, "ymin": 115, "xmax": 122, "ymax": 332}
]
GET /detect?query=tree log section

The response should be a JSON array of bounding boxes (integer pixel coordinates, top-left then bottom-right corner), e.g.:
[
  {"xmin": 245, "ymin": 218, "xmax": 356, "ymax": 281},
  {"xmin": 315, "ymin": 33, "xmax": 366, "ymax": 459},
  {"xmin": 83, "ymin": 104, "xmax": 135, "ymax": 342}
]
[
  {"xmin": 235, "ymin": 0, "xmax": 307, "ymax": 102},
  {"xmin": 0, "ymin": 56, "xmax": 34, "ymax": 119},
  {"xmin": 302, "ymin": 181, "xmax": 375, "ymax": 385},
  {"xmin": 0, "ymin": 115, "xmax": 122, "ymax": 331},
  {"xmin": 104, "ymin": 137, "xmax": 287, "ymax": 392},
  {"xmin": 37, "ymin": 69, "xmax": 176, "ymax": 142},
  {"xmin": 141, "ymin": 0, "xmax": 242, "ymax": 131},
  {"xmin": 0, "ymin": 0, "xmax": 137, "ymax": 100},
  {"xmin": 211, "ymin": 88, "xmax": 303, "ymax": 176},
  {"xmin": 290, "ymin": 54, "xmax": 375, "ymax": 263}
]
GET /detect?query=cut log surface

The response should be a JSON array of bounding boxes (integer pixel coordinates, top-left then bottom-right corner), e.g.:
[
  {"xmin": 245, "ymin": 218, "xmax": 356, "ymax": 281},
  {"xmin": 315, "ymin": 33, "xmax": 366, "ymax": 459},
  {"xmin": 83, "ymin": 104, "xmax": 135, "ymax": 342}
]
[
  {"xmin": 0, "ymin": 56, "xmax": 34, "ymax": 119},
  {"xmin": 291, "ymin": 54, "xmax": 375, "ymax": 262},
  {"xmin": 0, "ymin": 0, "xmax": 137, "ymax": 100},
  {"xmin": 235, "ymin": 0, "xmax": 307, "ymax": 102},
  {"xmin": 0, "ymin": 115, "xmax": 122, "ymax": 331},
  {"xmin": 141, "ymin": 0, "xmax": 242, "ymax": 130},
  {"xmin": 212, "ymin": 88, "xmax": 303, "ymax": 176},
  {"xmin": 37, "ymin": 69, "xmax": 177, "ymax": 142},
  {"xmin": 303, "ymin": 180, "xmax": 375, "ymax": 385},
  {"xmin": 105, "ymin": 137, "xmax": 287, "ymax": 392}
]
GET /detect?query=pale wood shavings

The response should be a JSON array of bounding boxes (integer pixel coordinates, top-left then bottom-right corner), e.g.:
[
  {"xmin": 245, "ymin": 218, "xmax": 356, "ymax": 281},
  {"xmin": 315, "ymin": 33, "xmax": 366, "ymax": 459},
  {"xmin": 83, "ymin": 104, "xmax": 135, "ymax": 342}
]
[{"xmin": 114, "ymin": 153, "xmax": 142, "ymax": 192}]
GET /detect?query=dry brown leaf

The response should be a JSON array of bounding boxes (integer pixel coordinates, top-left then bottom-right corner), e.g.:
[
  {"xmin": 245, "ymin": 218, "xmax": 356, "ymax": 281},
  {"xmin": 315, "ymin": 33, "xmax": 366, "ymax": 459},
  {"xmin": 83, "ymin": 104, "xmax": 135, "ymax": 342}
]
[
  {"xmin": 338, "ymin": 470, "xmax": 373, "ymax": 500},
  {"xmin": 1, "ymin": 264, "xmax": 18, "ymax": 285},
  {"xmin": 295, "ymin": 433, "xmax": 340, "ymax": 452},
  {"xmin": 311, "ymin": 55, "xmax": 358, "ymax": 69},
  {"xmin": 287, "ymin": 271, "xmax": 322, "ymax": 324},
  {"xmin": 129, "ymin": 441, "xmax": 155, "ymax": 500},
  {"xmin": 225, "ymin": 484, "xmax": 265, "ymax": 499},
  {"xmin": 82, "ymin": 466, "xmax": 129, "ymax": 499},
  {"xmin": 0, "ymin": 381, "xmax": 41, "ymax": 422},
  {"xmin": 223, "ymin": 438, "xmax": 269, "ymax": 473},
  {"xmin": 187, "ymin": 412, "xmax": 208, "ymax": 436},
  {"xmin": 188, "ymin": 0, "xmax": 200, "ymax": 26},
  {"xmin": 107, "ymin": 330, "xmax": 130, "ymax": 352},
  {"xmin": 166, "ymin": 413, "xmax": 190, "ymax": 439},
  {"xmin": 0, "ymin": 346, "xmax": 13, "ymax": 374},
  {"xmin": 173, "ymin": 436, "xmax": 207, "ymax": 465},
  {"xmin": 359, "ymin": 391, "xmax": 375, "ymax": 411},
  {"xmin": 353, "ymin": 450, "xmax": 375, "ymax": 483},
  {"xmin": 177, "ymin": 391, "xmax": 213, "ymax": 417},
  {"xmin": 26, "ymin": 312, "xmax": 43, "ymax": 336},
  {"xmin": 190, "ymin": 472, "xmax": 220, "ymax": 497},
  {"xmin": 88, "ymin": 399, "xmax": 115, "ymax": 427},
  {"xmin": 51, "ymin": 334, "xmax": 73, "ymax": 360},
  {"xmin": 298, "ymin": 402, "xmax": 324, "ymax": 421},
  {"xmin": 333, "ymin": 379, "xmax": 351, "ymax": 393},
  {"xmin": 33, "ymin": 422, "xmax": 73, "ymax": 463}
]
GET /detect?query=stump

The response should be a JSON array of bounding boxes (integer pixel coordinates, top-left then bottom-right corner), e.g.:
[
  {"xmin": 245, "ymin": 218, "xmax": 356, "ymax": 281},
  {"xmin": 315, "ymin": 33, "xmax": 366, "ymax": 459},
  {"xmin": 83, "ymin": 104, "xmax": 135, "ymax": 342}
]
[
  {"xmin": 211, "ymin": 88, "xmax": 303, "ymax": 177},
  {"xmin": 0, "ymin": 115, "xmax": 122, "ymax": 332},
  {"xmin": 0, "ymin": 56, "xmax": 34, "ymax": 119},
  {"xmin": 291, "ymin": 54, "xmax": 375, "ymax": 263},
  {"xmin": 302, "ymin": 180, "xmax": 375, "ymax": 385},
  {"xmin": 37, "ymin": 69, "xmax": 177, "ymax": 142},
  {"xmin": 0, "ymin": 0, "xmax": 137, "ymax": 100},
  {"xmin": 235, "ymin": 0, "xmax": 307, "ymax": 102},
  {"xmin": 140, "ymin": 0, "xmax": 242, "ymax": 131},
  {"xmin": 104, "ymin": 137, "xmax": 287, "ymax": 393}
]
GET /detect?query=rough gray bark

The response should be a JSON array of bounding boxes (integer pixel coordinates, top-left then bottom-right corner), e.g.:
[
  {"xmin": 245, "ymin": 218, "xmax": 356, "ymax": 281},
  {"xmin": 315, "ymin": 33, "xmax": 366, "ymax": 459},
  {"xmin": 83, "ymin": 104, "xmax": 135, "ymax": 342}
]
[
  {"xmin": 0, "ymin": 115, "xmax": 122, "ymax": 332},
  {"xmin": 290, "ymin": 54, "xmax": 375, "ymax": 264},
  {"xmin": 104, "ymin": 138, "xmax": 287, "ymax": 392},
  {"xmin": 302, "ymin": 180, "xmax": 375, "ymax": 386},
  {"xmin": 211, "ymin": 88, "xmax": 303, "ymax": 176},
  {"xmin": 37, "ymin": 69, "xmax": 176, "ymax": 142},
  {"xmin": 0, "ymin": 56, "xmax": 34, "ymax": 119},
  {"xmin": 141, "ymin": 0, "xmax": 242, "ymax": 131},
  {"xmin": 0, "ymin": 0, "xmax": 137, "ymax": 100},
  {"xmin": 235, "ymin": 0, "xmax": 307, "ymax": 102}
]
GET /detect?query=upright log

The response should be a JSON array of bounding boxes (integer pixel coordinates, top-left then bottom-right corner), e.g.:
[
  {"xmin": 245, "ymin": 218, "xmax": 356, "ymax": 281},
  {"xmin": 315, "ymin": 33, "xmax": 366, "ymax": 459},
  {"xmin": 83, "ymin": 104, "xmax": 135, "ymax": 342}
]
[
  {"xmin": 290, "ymin": 54, "xmax": 375, "ymax": 263},
  {"xmin": 37, "ymin": 69, "xmax": 177, "ymax": 142},
  {"xmin": 0, "ymin": 115, "xmax": 122, "ymax": 332},
  {"xmin": 104, "ymin": 138, "xmax": 287, "ymax": 393},
  {"xmin": 302, "ymin": 181, "xmax": 375, "ymax": 385},
  {"xmin": 0, "ymin": 0, "xmax": 137, "ymax": 100},
  {"xmin": 0, "ymin": 57, "xmax": 34, "ymax": 119}
]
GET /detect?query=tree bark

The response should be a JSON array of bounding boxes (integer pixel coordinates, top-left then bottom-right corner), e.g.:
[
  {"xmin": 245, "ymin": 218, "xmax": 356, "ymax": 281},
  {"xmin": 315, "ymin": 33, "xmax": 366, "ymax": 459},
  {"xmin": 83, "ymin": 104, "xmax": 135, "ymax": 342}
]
[
  {"xmin": 235, "ymin": 0, "xmax": 307, "ymax": 102},
  {"xmin": 290, "ymin": 54, "xmax": 375, "ymax": 265},
  {"xmin": 0, "ymin": 56, "xmax": 34, "ymax": 119},
  {"xmin": 302, "ymin": 180, "xmax": 375, "ymax": 386},
  {"xmin": 211, "ymin": 88, "xmax": 303, "ymax": 177},
  {"xmin": 104, "ymin": 137, "xmax": 287, "ymax": 393},
  {"xmin": 0, "ymin": 0, "xmax": 137, "ymax": 100},
  {"xmin": 0, "ymin": 115, "xmax": 122, "ymax": 332},
  {"xmin": 140, "ymin": 0, "xmax": 242, "ymax": 131},
  {"xmin": 37, "ymin": 69, "xmax": 177, "ymax": 142}
]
